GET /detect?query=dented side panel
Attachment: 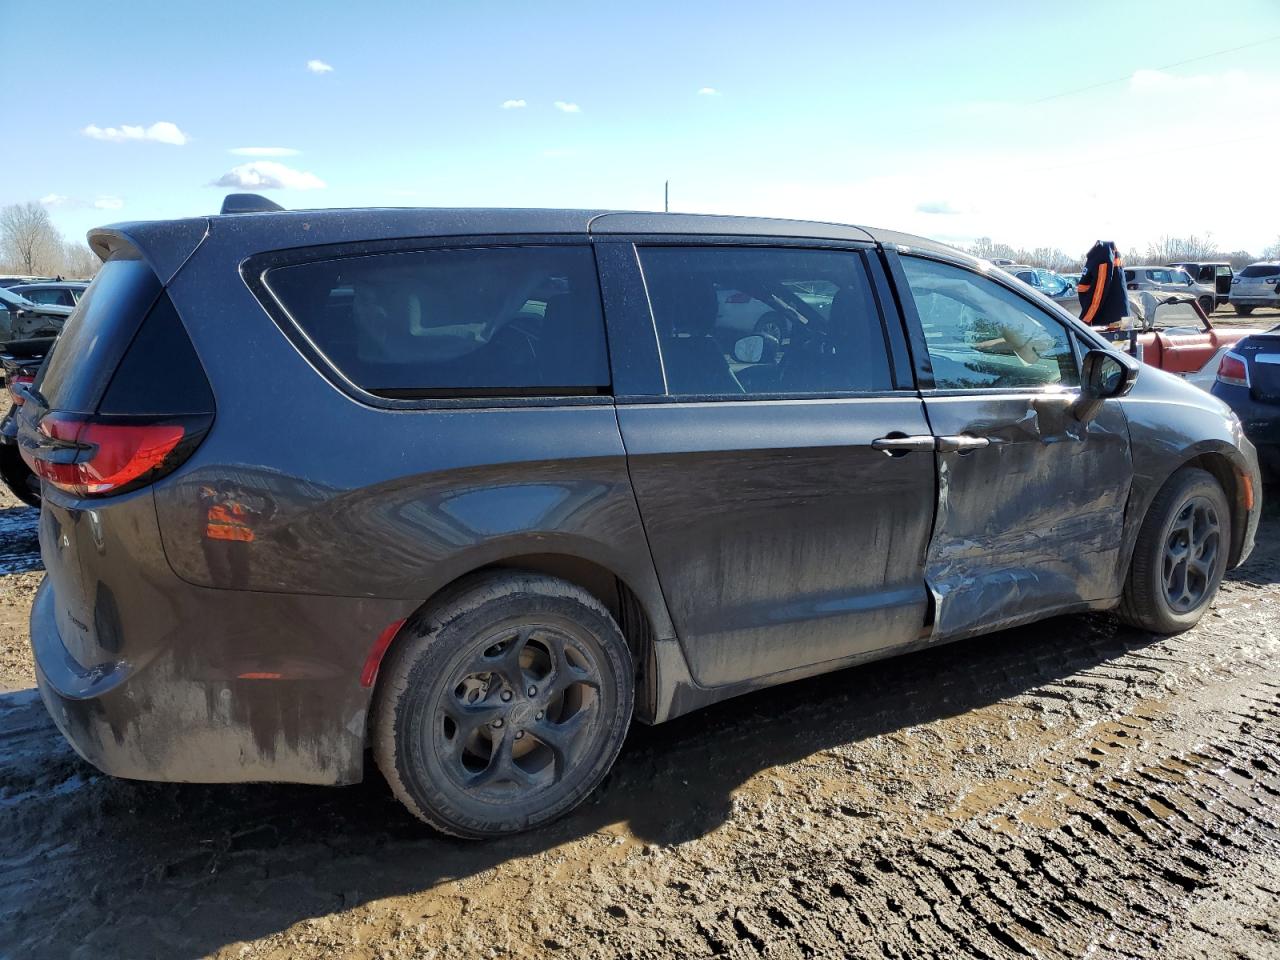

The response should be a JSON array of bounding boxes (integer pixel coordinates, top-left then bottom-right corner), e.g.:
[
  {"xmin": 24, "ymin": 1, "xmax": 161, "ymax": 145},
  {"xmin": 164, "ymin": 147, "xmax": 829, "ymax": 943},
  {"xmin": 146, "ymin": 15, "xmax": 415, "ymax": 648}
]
[{"xmin": 921, "ymin": 392, "xmax": 1133, "ymax": 640}]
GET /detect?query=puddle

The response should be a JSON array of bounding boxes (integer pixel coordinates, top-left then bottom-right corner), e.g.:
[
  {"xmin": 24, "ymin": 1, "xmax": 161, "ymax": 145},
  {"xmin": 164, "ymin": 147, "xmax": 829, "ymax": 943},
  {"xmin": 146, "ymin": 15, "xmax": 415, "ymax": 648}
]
[{"xmin": 0, "ymin": 506, "xmax": 40, "ymax": 574}]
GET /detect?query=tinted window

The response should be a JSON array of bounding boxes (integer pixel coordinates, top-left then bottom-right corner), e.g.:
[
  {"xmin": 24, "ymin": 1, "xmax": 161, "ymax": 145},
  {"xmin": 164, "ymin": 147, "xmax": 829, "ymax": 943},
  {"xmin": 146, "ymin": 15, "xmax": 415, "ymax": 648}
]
[
  {"xmin": 265, "ymin": 245, "xmax": 608, "ymax": 397},
  {"xmin": 1240, "ymin": 265, "xmax": 1280, "ymax": 279},
  {"xmin": 21, "ymin": 289, "xmax": 74, "ymax": 307},
  {"xmin": 637, "ymin": 246, "xmax": 893, "ymax": 397},
  {"xmin": 900, "ymin": 257, "xmax": 1078, "ymax": 390},
  {"xmin": 35, "ymin": 256, "xmax": 162, "ymax": 414}
]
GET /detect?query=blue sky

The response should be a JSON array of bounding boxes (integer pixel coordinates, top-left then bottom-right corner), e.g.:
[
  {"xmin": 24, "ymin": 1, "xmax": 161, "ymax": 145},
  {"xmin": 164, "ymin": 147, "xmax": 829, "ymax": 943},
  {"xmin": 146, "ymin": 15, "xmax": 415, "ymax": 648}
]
[{"xmin": 5, "ymin": 0, "xmax": 1279, "ymax": 256}]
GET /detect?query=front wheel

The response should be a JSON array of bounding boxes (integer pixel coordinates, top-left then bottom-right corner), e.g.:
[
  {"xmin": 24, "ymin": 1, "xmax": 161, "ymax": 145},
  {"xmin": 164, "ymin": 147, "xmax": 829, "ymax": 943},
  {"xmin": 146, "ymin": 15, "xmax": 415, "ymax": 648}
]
[
  {"xmin": 373, "ymin": 571, "xmax": 634, "ymax": 838},
  {"xmin": 1119, "ymin": 467, "xmax": 1230, "ymax": 634}
]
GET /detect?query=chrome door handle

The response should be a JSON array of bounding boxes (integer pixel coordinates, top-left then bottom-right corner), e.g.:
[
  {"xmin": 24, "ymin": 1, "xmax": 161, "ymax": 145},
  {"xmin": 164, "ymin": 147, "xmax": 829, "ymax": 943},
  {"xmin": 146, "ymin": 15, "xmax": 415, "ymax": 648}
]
[
  {"xmin": 872, "ymin": 435, "xmax": 936, "ymax": 454},
  {"xmin": 936, "ymin": 435, "xmax": 991, "ymax": 452}
]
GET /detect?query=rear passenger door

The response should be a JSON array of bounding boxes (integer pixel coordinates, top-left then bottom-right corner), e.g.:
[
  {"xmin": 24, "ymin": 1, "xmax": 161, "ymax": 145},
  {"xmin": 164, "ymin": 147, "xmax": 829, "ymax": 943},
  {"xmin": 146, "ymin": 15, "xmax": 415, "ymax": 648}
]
[
  {"xmin": 599, "ymin": 240, "xmax": 937, "ymax": 688},
  {"xmin": 890, "ymin": 252, "xmax": 1133, "ymax": 640}
]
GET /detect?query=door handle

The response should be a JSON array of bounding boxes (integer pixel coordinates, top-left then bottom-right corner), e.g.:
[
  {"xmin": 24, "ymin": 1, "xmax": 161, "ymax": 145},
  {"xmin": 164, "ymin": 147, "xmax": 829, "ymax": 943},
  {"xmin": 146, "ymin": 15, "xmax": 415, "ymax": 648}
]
[
  {"xmin": 936, "ymin": 434, "xmax": 991, "ymax": 453},
  {"xmin": 872, "ymin": 434, "xmax": 936, "ymax": 455}
]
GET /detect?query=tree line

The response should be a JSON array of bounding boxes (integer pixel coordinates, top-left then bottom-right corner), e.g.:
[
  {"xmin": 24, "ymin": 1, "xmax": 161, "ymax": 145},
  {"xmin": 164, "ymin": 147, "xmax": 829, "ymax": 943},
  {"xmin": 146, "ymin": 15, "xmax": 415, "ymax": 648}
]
[
  {"xmin": 0, "ymin": 202, "xmax": 101, "ymax": 279},
  {"xmin": 968, "ymin": 233, "xmax": 1280, "ymax": 275}
]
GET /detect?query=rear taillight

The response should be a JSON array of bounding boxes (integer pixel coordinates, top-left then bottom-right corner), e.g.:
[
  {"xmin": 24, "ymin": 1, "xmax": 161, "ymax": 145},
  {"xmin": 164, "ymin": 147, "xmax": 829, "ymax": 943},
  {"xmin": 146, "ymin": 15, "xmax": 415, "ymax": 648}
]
[
  {"xmin": 1216, "ymin": 351, "xmax": 1250, "ymax": 388},
  {"xmin": 8, "ymin": 373, "xmax": 34, "ymax": 406},
  {"xmin": 22, "ymin": 412, "xmax": 208, "ymax": 497}
]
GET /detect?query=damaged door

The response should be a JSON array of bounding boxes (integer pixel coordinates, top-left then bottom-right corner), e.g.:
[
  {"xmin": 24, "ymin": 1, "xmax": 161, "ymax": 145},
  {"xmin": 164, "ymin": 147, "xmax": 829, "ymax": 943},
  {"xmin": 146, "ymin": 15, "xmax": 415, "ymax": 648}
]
[{"xmin": 892, "ymin": 253, "xmax": 1133, "ymax": 640}]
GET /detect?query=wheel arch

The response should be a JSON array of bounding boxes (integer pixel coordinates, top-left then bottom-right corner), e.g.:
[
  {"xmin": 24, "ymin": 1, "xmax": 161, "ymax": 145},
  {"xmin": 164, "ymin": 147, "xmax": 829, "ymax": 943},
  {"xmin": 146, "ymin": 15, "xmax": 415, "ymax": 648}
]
[
  {"xmin": 1124, "ymin": 443, "xmax": 1253, "ymax": 578},
  {"xmin": 370, "ymin": 551, "xmax": 669, "ymax": 726}
]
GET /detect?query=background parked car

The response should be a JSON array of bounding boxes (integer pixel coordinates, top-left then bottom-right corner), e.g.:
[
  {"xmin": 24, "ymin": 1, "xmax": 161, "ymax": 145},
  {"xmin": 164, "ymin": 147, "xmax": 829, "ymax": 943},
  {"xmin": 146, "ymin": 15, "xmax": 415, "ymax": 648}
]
[
  {"xmin": 0, "ymin": 276, "xmax": 46, "ymax": 289},
  {"xmin": 1124, "ymin": 265, "xmax": 1217, "ymax": 316},
  {"xmin": 0, "ymin": 337, "xmax": 53, "ymax": 506},
  {"xmin": 9, "ymin": 280, "xmax": 88, "ymax": 308},
  {"xmin": 1229, "ymin": 262, "xmax": 1280, "ymax": 316},
  {"xmin": 1169, "ymin": 260, "xmax": 1233, "ymax": 309},
  {"xmin": 1120, "ymin": 295, "xmax": 1251, "ymax": 376},
  {"xmin": 1004, "ymin": 265, "xmax": 1079, "ymax": 304},
  {"xmin": 1210, "ymin": 327, "xmax": 1280, "ymax": 475},
  {"xmin": 0, "ymin": 286, "xmax": 72, "ymax": 340}
]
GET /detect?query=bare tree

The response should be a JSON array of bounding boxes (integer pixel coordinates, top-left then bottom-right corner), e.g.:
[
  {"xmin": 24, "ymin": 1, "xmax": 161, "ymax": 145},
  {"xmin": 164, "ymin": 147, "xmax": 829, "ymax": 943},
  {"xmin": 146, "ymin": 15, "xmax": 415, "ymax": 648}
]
[
  {"xmin": 59, "ymin": 242, "xmax": 101, "ymax": 279},
  {"xmin": 1263, "ymin": 237, "xmax": 1280, "ymax": 260},
  {"xmin": 0, "ymin": 202, "xmax": 61, "ymax": 275},
  {"xmin": 1228, "ymin": 250, "xmax": 1259, "ymax": 269}
]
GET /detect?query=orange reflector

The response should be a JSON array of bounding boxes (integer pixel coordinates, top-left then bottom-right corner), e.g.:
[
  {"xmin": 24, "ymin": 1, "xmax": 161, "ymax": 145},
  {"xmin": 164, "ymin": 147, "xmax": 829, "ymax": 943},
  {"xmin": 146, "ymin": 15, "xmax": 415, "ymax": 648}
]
[
  {"xmin": 361, "ymin": 619, "xmax": 407, "ymax": 687},
  {"xmin": 238, "ymin": 672, "xmax": 283, "ymax": 680},
  {"xmin": 1241, "ymin": 471, "xmax": 1255, "ymax": 511}
]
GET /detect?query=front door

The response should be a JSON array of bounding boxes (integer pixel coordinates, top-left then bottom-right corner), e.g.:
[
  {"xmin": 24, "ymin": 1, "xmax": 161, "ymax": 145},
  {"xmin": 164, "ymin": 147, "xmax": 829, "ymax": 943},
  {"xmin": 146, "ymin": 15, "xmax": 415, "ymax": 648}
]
[
  {"xmin": 608, "ymin": 242, "xmax": 937, "ymax": 687},
  {"xmin": 892, "ymin": 253, "xmax": 1133, "ymax": 640}
]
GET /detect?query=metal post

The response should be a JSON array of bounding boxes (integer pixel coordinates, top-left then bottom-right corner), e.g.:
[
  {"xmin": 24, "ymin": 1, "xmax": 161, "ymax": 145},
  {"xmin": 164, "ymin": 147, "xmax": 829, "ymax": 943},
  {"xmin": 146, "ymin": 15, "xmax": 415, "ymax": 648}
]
[{"xmin": 664, "ymin": 180, "xmax": 669, "ymax": 213}]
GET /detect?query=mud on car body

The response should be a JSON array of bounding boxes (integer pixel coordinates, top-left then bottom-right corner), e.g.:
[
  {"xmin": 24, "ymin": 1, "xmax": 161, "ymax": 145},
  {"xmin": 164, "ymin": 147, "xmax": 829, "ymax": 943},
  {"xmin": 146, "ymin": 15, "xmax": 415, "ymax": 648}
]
[{"xmin": 26, "ymin": 199, "xmax": 1262, "ymax": 837}]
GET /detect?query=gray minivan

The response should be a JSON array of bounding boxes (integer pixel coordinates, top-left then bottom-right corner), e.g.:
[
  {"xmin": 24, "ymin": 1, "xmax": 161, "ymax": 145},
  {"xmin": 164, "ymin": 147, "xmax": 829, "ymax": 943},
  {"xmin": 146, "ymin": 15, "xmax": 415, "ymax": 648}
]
[{"xmin": 25, "ymin": 200, "xmax": 1261, "ymax": 837}]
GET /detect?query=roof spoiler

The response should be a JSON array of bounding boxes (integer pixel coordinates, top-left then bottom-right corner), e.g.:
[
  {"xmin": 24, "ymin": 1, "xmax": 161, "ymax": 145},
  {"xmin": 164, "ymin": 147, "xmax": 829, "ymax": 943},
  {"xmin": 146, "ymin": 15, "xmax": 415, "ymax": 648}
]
[{"xmin": 219, "ymin": 193, "xmax": 285, "ymax": 215}]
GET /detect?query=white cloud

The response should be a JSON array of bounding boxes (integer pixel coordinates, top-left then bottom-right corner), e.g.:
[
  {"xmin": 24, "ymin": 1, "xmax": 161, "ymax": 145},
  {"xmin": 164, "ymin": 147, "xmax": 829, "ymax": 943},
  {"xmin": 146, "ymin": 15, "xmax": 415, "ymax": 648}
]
[
  {"xmin": 230, "ymin": 146, "xmax": 300, "ymax": 157},
  {"xmin": 306, "ymin": 59, "xmax": 333, "ymax": 74},
  {"xmin": 501, "ymin": 99, "xmax": 527, "ymax": 109},
  {"xmin": 554, "ymin": 101, "xmax": 581, "ymax": 113},
  {"xmin": 698, "ymin": 87, "xmax": 720, "ymax": 96},
  {"xmin": 39, "ymin": 193, "xmax": 124, "ymax": 210},
  {"xmin": 210, "ymin": 160, "xmax": 326, "ymax": 191},
  {"xmin": 82, "ymin": 121, "xmax": 189, "ymax": 145},
  {"xmin": 917, "ymin": 200, "xmax": 961, "ymax": 215}
]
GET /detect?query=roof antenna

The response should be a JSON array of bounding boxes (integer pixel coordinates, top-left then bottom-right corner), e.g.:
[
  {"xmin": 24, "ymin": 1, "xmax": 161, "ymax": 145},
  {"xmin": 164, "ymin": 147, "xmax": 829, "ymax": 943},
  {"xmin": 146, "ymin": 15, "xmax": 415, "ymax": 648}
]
[
  {"xmin": 664, "ymin": 179, "xmax": 669, "ymax": 213},
  {"xmin": 220, "ymin": 193, "xmax": 285, "ymax": 215}
]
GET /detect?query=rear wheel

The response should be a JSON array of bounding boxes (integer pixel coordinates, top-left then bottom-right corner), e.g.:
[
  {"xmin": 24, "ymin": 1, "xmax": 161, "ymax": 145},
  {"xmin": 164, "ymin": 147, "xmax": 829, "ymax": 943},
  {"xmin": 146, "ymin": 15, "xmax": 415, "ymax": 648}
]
[
  {"xmin": 0, "ymin": 443, "xmax": 39, "ymax": 507},
  {"xmin": 1198, "ymin": 295, "xmax": 1215, "ymax": 315},
  {"xmin": 373, "ymin": 571, "xmax": 633, "ymax": 838},
  {"xmin": 1234, "ymin": 304, "xmax": 1255, "ymax": 317},
  {"xmin": 1119, "ymin": 467, "xmax": 1230, "ymax": 634}
]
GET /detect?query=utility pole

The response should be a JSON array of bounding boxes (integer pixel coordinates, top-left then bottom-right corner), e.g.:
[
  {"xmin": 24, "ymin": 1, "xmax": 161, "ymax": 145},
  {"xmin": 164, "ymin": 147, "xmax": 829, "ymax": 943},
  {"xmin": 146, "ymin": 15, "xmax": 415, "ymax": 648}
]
[{"xmin": 664, "ymin": 180, "xmax": 669, "ymax": 213}]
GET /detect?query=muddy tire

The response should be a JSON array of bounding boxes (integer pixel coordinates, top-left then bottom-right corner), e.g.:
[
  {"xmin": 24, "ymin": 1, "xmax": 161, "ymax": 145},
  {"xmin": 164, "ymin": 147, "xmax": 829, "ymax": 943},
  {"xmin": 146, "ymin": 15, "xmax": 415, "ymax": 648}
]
[
  {"xmin": 1119, "ymin": 467, "xmax": 1230, "ymax": 634},
  {"xmin": 372, "ymin": 571, "xmax": 633, "ymax": 839}
]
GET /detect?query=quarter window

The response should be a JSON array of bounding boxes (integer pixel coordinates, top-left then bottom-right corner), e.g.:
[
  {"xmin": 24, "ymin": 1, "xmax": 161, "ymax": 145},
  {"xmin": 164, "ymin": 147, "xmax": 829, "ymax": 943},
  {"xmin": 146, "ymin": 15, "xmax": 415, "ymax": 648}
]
[
  {"xmin": 264, "ymin": 245, "xmax": 610, "ymax": 398},
  {"xmin": 637, "ymin": 246, "xmax": 894, "ymax": 397},
  {"xmin": 900, "ymin": 257, "xmax": 1078, "ymax": 390}
]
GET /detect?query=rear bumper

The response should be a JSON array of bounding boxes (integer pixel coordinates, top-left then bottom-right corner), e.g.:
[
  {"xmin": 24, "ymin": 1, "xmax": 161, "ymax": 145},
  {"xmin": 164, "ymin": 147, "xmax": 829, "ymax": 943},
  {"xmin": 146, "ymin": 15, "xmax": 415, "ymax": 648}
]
[
  {"xmin": 1230, "ymin": 293, "xmax": 1280, "ymax": 307},
  {"xmin": 31, "ymin": 574, "xmax": 409, "ymax": 786}
]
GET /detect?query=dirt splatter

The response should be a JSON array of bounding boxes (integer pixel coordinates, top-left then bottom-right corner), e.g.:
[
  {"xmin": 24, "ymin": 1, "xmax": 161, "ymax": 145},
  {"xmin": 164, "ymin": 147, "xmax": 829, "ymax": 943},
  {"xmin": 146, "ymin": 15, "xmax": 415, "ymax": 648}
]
[{"xmin": 1, "ymin": 492, "xmax": 1280, "ymax": 958}]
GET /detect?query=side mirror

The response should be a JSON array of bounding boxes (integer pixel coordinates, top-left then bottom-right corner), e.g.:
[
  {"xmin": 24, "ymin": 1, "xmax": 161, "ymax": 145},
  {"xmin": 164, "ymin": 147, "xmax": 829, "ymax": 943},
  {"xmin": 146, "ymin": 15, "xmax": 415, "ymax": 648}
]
[
  {"xmin": 732, "ymin": 334, "xmax": 779, "ymax": 364},
  {"xmin": 1075, "ymin": 348, "xmax": 1139, "ymax": 422}
]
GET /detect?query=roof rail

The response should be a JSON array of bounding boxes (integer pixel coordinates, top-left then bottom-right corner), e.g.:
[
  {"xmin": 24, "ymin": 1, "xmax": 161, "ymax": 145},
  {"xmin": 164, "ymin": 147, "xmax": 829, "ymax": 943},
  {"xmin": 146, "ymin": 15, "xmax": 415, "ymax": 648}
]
[{"xmin": 219, "ymin": 193, "xmax": 285, "ymax": 215}]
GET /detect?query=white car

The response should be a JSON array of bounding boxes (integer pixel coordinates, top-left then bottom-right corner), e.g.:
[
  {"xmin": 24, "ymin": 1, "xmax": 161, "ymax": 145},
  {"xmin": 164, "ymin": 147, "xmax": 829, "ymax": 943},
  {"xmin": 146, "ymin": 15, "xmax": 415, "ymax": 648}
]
[
  {"xmin": 1123, "ymin": 265, "xmax": 1217, "ymax": 316},
  {"xmin": 1230, "ymin": 262, "xmax": 1280, "ymax": 316}
]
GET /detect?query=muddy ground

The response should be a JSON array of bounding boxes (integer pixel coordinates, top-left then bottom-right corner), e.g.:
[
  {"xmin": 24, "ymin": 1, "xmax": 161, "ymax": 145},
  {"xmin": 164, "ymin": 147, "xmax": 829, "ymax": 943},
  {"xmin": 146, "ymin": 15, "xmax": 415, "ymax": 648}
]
[{"xmin": 4, "ymin": 494, "xmax": 1280, "ymax": 958}]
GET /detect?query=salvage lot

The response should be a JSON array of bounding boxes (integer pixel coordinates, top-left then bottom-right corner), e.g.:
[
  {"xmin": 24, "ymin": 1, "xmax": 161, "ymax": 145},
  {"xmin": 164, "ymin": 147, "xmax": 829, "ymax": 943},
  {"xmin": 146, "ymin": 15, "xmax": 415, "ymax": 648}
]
[{"xmin": 0, "ymin": 387, "xmax": 1279, "ymax": 959}]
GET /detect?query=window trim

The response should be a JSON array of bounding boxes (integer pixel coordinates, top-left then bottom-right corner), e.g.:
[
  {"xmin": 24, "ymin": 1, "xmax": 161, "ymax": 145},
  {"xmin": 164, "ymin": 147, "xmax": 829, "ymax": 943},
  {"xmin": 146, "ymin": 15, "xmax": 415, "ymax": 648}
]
[
  {"xmin": 615, "ymin": 238, "xmax": 911, "ymax": 403},
  {"xmin": 886, "ymin": 247, "xmax": 1114, "ymax": 397},
  {"xmin": 241, "ymin": 233, "xmax": 616, "ymax": 411}
]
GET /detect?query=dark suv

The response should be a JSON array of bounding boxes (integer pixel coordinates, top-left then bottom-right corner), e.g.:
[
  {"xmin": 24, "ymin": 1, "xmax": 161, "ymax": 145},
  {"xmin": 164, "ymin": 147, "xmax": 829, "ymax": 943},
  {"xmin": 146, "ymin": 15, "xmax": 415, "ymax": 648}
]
[{"xmin": 26, "ymin": 200, "xmax": 1261, "ymax": 837}]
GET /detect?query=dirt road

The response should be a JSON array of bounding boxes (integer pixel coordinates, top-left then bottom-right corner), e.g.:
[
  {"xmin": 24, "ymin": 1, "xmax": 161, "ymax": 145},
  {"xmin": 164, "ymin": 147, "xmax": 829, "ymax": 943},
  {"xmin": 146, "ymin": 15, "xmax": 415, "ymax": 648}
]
[{"xmin": 2, "ymin": 489, "xmax": 1280, "ymax": 959}]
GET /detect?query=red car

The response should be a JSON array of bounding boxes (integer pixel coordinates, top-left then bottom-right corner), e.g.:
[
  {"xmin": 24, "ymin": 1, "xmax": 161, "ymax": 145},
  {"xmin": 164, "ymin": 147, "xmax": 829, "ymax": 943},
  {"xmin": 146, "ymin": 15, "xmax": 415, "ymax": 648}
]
[{"xmin": 1109, "ymin": 295, "xmax": 1252, "ymax": 376}]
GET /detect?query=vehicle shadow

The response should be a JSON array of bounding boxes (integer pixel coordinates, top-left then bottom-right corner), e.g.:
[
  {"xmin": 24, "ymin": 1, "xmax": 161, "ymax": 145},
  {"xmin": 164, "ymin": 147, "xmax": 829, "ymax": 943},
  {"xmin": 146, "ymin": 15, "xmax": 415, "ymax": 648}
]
[{"xmin": 0, "ymin": 608, "xmax": 1167, "ymax": 959}]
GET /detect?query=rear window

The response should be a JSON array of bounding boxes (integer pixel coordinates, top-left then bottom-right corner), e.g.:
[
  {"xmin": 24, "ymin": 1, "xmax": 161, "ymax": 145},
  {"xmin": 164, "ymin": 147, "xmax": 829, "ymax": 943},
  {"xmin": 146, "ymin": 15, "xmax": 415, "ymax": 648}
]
[
  {"xmin": 263, "ymin": 245, "xmax": 610, "ymax": 398},
  {"xmin": 35, "ymin": 256, "xmax": 162, "ymax": 414},
  {"xmin": 1240, "ymin": 265, "xmax": 1280, "ymax": 279}
]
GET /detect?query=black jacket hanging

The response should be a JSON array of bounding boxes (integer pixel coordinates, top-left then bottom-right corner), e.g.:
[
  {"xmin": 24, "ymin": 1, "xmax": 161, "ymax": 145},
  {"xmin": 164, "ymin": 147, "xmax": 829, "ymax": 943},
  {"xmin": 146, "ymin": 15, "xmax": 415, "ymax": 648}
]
[{"xmin": 1077, "ymin": 241, "xmax": 1128, "ymax": 326}]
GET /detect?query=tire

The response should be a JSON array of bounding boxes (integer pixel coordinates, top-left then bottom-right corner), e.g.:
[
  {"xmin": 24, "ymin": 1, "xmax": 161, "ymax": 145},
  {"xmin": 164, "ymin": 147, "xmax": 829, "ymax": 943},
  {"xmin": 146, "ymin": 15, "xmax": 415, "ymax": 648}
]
[
  {"xmin": 1198, "ymin": 295, "xmax": 1214, "ymax": 316},
  {"xmin": 1234, "ymin": 305, "xmax": 1255, "ymax": 317},
  {"xmin": 373, "ymin": 570, "xmax": 634, "ymax": 838},
  {"xmin": 0, "ymin": 443, "xmax": 39, "ymax": 507},
  {"xmin": 1118, "ymin": 467, "xmax": 1230, "ymax": 635}
]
